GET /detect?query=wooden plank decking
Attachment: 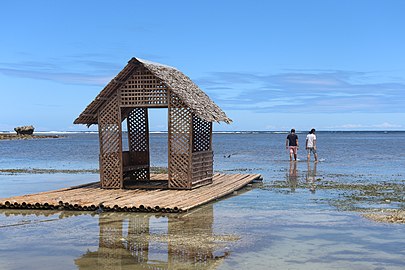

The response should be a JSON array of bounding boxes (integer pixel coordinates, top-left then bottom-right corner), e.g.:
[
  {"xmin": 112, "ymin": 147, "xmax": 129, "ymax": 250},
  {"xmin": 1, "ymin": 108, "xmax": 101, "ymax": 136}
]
[{"xmin": 0, "ymin": 173, "xmax": 262, "ymax": 213}]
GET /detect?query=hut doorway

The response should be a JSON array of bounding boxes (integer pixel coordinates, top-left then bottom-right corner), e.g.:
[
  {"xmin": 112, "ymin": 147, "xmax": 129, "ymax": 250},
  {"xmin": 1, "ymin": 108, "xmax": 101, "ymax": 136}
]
[{"xmin": 121, "ymin": 108, "xmax": 168, "ymax": 187}]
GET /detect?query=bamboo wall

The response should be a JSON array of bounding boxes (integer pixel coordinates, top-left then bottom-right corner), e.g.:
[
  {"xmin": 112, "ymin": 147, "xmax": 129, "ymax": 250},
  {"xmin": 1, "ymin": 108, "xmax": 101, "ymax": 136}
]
[{"xmin": 98, "ymin": 93, "xmax": 123, "ymax": 189}]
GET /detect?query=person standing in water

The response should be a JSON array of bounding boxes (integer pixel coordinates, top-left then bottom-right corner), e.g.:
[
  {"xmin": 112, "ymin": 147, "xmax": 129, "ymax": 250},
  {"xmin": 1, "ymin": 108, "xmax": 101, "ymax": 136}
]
[
  {"xmin": 286, "ymin": 128, "xmax": 299, "ymax": 161},
  {"xmin": 306, "ymin": 128, "xmax": 318, "ymax": 162}
]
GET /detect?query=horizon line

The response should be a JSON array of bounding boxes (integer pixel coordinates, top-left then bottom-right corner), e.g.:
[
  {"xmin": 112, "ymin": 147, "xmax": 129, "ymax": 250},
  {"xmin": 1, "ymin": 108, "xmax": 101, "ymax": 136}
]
[{"xmin": 1, "ymin": 130, "xmax": 405, "ymax": 134}]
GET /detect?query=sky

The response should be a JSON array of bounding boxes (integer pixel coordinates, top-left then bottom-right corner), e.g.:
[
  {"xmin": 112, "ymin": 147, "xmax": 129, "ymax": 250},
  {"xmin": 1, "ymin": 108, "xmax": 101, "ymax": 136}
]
[{"xmin": 1, "ymin": 0, "xmax": 404, "ymax": 131}]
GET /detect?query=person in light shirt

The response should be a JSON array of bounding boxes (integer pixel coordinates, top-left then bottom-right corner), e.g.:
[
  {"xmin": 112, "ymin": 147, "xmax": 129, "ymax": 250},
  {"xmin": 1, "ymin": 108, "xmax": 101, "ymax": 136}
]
[{"xmin": 306, "ymin": 128, "xmax": 318, "ymax": 162}]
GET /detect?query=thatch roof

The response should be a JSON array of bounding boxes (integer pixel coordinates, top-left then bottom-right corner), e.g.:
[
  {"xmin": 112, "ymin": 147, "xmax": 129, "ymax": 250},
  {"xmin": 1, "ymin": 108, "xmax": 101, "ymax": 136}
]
[{"xmin": 74, "ymin": 57, "xmax": 231, "ymax": 125}]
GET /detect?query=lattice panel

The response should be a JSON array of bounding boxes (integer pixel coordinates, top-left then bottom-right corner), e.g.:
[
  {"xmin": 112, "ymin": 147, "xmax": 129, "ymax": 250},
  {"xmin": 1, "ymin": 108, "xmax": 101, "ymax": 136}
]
[
  {"xmin": 192, "ymin": 115, "xmax": 212, "ymax": 152},
  {"xmin": 99, "ymin": 94, "xmax": 123, "ymax": 188},
  {"xmin": 100, "ymin": 153, "xmax": 122, "ymax": 187},
  {"xmin": 168, "ymin": 92, "xmax": 192, "ymax": 189},
  {"xmin": 127, "ymin": 108, "xmax": 149, "ymax": 152},
  {"xmin": 127, "ymin": 168, "xmax": 149, "ymax": 181},
  {"xmin": 192, "ymin": 151, "xmax": 213, "ymax": 185},
  {"xmin": 120, "ymin": 67, "xmax": 168, "ymax": 106}
]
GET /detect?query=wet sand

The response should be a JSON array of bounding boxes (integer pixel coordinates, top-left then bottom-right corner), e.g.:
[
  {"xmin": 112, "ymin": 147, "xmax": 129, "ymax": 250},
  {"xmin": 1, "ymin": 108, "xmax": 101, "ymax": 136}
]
[
  {"xmin": 364, "ymin": 210, "xmax": 405, "ymax": 224},
  {"xmin": 264, "ymin": 179, "xmax": 405, "ymax": 224}
]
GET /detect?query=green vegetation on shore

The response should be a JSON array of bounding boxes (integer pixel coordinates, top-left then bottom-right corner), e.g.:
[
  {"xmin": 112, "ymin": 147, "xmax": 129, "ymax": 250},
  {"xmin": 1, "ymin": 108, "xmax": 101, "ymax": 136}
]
[
  {"xmin": 0, "ymin": 134, "xmax": 61, "ymax": 140},
  {"xmin": 0, "ymin": 168, "xmax": 98, "ymax": 174}
]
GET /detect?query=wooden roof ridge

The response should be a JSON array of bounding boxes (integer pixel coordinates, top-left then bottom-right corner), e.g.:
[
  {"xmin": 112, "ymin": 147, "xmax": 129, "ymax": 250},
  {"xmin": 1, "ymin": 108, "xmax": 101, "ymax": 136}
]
[{"xmin": 74, "ymin": 57, "xmax": 232, "ymax": 125}]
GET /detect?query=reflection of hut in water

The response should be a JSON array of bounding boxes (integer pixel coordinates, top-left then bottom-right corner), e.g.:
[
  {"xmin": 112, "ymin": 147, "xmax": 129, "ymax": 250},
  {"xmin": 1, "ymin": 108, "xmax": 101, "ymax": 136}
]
[
  {"xmin": 74, "ymin": 57, "xmax": 231, "ymax": 190},
  {"xmin": 75, "ymin": 205, "xmax": 230, "ymax": 269},
  {"xmin": 167, "ymin": 207, "xmax": 215, "ymax": 268}
]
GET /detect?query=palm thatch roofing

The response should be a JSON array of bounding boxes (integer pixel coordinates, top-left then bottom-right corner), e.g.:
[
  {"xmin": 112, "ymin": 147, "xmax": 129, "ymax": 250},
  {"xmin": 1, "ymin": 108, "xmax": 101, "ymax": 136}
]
[{"xmin": 74, "ymin": 57, "xmax": 232, "ymax": 125}]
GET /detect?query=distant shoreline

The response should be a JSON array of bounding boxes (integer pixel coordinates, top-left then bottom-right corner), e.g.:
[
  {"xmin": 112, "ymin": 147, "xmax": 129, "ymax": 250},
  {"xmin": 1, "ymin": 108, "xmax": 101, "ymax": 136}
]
[{"xmin": 0, "ymin": 134, "xmax": 61, "ymax": 141}]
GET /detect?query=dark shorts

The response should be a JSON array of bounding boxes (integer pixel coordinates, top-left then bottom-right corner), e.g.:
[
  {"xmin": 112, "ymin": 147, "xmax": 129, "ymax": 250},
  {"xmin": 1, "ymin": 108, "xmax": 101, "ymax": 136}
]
[{"xmin": 307, "ymin": 147, "xmax": 317, "ymax": 154}]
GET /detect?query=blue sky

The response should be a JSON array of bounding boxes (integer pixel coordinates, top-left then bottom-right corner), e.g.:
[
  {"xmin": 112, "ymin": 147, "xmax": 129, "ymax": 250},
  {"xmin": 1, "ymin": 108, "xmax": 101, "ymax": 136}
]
[{"xmin": 1, "ymin": 0, "xmax": 404, "ymax": 131}]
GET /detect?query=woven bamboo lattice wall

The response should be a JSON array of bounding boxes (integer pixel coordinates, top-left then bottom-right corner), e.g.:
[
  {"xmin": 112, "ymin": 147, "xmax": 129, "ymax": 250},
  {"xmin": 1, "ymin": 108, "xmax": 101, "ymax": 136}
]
[
  {"xmin": 191, "ymin": 115, "xmax": 213, "ymax": 186},
  {"xmin": 98, "ymin": 94, "xmax": 123, "ymax": 189},
  {"xmin": 168, "ymin": 91, "xmax": 192, "ymax": 189},
  {"xmin": 120, "ymin": 66, "xmax": 168, "ymax": 107},
  {"xmin": 192, "ymin": 115, "xmax": 212, "ymax": 152},
  {"xmin": 126, "ymin": 108, "xmax": 150, "ymax": 181}
]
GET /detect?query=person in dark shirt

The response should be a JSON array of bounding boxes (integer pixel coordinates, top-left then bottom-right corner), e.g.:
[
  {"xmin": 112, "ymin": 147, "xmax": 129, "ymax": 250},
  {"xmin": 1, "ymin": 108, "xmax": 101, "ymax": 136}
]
[{"xmin": 286, "ymin": 128, "xmax": 299, "ymax": 161}]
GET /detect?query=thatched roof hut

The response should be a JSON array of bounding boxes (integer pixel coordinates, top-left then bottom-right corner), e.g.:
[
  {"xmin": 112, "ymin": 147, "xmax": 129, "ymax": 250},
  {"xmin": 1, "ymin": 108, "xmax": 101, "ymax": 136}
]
[{"xmin": 74, "ymin": 57, "xmax": 231, "ymax": 189}]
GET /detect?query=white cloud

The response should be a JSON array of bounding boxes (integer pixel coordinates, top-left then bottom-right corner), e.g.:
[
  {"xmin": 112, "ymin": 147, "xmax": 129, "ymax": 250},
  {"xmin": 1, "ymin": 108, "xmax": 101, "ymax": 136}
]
[
  {"xmin": 198, "ymin": 70, "xmax": 405, "ymax": 114},
  {"xmin": 0, "ymin": 58, "xmax": 120, "ymax": 86},
  {"xmin": 339, "ymin": 124, "xmax": 366, "ymax": 129},
  {"xmin": 371, "ymin": 122, "xmax": 402, "ymax": 129},
  {"xmin": 284, "ymin": 76, "xmax": 341, "ymax": 86},
  {"xmin": 329, "ymin": 122, "xmax": 402, "ymax": 130}
]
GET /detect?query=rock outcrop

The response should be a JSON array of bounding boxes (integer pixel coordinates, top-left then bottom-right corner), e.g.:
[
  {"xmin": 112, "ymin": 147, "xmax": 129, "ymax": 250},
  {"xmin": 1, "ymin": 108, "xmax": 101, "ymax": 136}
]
[{"xmin": 14, "ymin": 125, "xmax": 35, "ymax": 135}]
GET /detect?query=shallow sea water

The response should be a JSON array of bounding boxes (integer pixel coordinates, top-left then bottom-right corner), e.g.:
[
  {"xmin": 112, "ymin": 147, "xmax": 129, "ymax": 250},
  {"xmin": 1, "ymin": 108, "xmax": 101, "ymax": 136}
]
[{"xmin": 0, "ymin": 132, "xmax": 404, "ymax": 269}]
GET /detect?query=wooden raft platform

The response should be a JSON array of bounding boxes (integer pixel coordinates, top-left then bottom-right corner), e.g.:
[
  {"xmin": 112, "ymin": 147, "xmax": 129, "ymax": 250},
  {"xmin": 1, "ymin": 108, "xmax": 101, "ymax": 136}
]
[{"xmin": 0, "ymin": 173, "xmax": 262, "ymax": 213}]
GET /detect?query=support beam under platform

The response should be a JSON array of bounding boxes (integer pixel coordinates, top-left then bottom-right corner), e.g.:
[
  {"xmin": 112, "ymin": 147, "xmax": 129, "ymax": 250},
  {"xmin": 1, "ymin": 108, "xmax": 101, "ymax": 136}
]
[{"xmin": 0, "ymin": 173, "xmax": 262, "ymax": 213}]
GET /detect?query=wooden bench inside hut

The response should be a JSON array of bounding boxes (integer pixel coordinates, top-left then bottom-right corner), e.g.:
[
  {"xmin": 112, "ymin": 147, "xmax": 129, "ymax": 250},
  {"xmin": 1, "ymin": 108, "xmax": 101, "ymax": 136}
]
[{"xmin": 74, "ymin": 57, "xmax": 232, "ymax": 190}]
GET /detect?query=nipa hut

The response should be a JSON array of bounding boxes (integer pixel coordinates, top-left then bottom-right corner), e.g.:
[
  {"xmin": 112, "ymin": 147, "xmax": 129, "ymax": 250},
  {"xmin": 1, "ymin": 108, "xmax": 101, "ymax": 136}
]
[{"xmin": 74, "ymin": 57, "xmax": 231, "ymax": 190}]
